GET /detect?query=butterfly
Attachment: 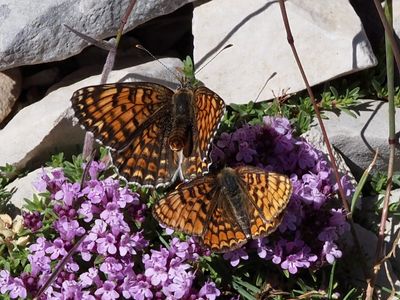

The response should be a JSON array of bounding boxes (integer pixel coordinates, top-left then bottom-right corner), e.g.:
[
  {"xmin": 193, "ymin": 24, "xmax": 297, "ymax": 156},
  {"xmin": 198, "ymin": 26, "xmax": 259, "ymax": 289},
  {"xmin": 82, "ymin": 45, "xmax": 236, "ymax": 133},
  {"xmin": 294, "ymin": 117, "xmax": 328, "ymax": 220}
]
[
  {"xmin": 153, "ymin": 165, "xmax": 292, "ymax": 252},
  {"xmin": 71, "ymin": 80, "xmax": 225, "ymax": 188}
]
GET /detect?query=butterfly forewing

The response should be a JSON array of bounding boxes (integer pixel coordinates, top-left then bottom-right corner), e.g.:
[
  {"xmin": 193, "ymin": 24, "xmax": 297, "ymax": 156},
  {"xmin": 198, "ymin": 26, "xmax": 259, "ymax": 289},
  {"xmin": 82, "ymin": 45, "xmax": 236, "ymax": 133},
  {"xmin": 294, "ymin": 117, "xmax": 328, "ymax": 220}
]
[
  {"xmin": 179, "ymin": 87, "xmax": 225, "ymax": 180},
  {"xmin": 193, "ymin": 86, "xmax": 226, "ymax": 162},
  {"xmin": 71, "ymin": 83, "xmax": 173, "ymax": 151}
]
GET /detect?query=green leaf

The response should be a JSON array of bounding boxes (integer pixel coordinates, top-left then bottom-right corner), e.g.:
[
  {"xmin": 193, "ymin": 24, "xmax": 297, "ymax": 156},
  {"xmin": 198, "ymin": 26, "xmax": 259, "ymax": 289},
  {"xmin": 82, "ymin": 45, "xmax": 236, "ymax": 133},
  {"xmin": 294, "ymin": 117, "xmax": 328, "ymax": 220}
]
[
  {"xmin": 46, "ymin": 152, "xmax": 64, "ymax": 168},
  {"xmin": 232, "ymin": 276, "xmax": 260, "ymax": 294},
  {"xmin": 330, "ymin": 86, "xmax": 339, "ymax": 99},
  {"xmin": 340, "ymin": 107, "xmax": 357, "ymax": 118},
  {"xmin": 327, "ymin": 261, "xmax": 336, "ymax": 299},
  {"xmin": 342, "ymin": 288, "xmax": 357, "ymax": 300},
  {"xmin": 232, "ymin": 279, "xmax": 257, "ymax": 300}
]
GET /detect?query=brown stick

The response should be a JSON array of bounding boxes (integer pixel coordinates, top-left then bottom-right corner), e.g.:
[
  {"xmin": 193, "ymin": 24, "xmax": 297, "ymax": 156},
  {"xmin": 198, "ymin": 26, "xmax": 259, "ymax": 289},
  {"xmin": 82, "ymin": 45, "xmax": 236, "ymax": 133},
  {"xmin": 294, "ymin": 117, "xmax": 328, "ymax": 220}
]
[
  {"xmin": 277, "ymin": 0, "xmax": 367, "ymax": 278},
  {"xmin": 277, "ymin": 0, "xmax": 350, "ymax": 213},
  {"xmin": 82, "ymin": 0, "xmax": 137, "ymax": 160},
  {"xmin": 36, "ymin": 1, "xmax": 139, "ymax": 297},
  {"xmin": 100, "ymin": 0, "xmax": 137, "ymax": 84}
]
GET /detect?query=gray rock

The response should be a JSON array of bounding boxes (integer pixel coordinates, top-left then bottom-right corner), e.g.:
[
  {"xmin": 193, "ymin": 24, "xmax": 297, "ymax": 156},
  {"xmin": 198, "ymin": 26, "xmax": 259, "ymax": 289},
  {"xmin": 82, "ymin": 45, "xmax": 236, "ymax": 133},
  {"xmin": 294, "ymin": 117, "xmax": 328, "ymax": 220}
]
[
  {"xmin": 321, "ymin": 100, "xmax": 400, "ymax": 178},
  {"xmin": 302, "ymin": 127, "xmax": 357, "ymax": 182},
  {"xmin": 5, "ymin": 168, "xmax": 49, "ymax": 209},
  {"xmin": 0, "ymin": 58, "xmax": 183, "ymax": 174},
  {"xmin": 341, "ymin": 223, "xmax": 400, "ymax": 295},
  {"xmin": 0, "ymin": 0, "xmax": 194, "ymax": 71},
  {"xmin": 193, "ymin": 0, "xmax": 377, "ymax": 104},
  {"xmin": 0, "ymin": 68, "xmax": 21, "ymax": 124}
]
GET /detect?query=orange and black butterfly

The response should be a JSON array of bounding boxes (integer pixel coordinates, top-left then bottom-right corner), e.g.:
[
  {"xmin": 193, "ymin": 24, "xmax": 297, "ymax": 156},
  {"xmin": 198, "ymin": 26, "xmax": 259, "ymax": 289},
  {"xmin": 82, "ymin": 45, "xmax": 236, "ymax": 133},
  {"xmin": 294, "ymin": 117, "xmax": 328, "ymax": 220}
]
[
  {"xmin": 71, "ymin": 79, "xmax": 225, "ymax": 188},
  {"xmin": 153, "ymin": 165, "xmax": 292, "ymax": 252}
]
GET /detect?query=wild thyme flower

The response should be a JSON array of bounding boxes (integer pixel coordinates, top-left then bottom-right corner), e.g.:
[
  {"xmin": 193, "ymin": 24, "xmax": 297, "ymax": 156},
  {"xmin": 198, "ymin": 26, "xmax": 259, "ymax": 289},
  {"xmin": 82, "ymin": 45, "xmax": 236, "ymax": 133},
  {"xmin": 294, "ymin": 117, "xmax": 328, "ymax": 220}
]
[{"xmin": 1, "ymin": 115, "xmax": 352, "ymax": 299}]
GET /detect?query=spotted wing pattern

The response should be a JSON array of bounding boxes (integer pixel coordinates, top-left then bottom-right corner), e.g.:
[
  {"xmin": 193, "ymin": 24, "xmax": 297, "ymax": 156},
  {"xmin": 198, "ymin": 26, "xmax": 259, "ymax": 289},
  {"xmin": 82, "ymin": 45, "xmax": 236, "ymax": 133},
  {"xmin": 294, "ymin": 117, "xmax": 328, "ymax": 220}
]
[
  {"xmin": 71, "ymin": 82, "xmax": 225, "ymax": 187},
  {"xmin": 236, "ymin": 166, "xmax": 292, "ymax": 238},
  {"xmin": 71, "ymin": 83, "xmax": 173, "ymax": 151},
  {"xmin": 202, "ymin": 192, "xmax": 248, "ymax": 252},
  {"xmin": 180, "ymin": 87, "xmax": 225, "ymax": 181},
  {"xmin": 153, "ymin": 176, "xmax": 217, "ymax": 235},
  {"xmin": 110, "ymin": 114, "xmax": 176, "ymax": 187},
  {"xmin": 153, "ymin": 166, "xmax": 292, "ymax": 252},
  {"xmin": 193, "ymin": 86, "xmax": 226, "ymax": 162}
]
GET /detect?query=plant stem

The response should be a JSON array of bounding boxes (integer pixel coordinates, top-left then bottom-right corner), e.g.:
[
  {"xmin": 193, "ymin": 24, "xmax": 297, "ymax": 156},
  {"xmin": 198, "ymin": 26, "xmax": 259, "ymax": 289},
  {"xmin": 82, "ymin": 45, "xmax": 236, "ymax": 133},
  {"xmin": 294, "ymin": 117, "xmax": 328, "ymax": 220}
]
[
  {"xmin": 277, "ymin": 0, "xmax": 349, "ymax": 212},
  {"xmin": 366, "ymin": 1, "xmax": 397, "ymax": 298},
  {"xmin": 82, "ymin": 0, "xmax": 137, "ymax": 160},
  {"xmin": 277, "ymin": 0, "xmax": 367, "ymax": 278},
  {"xmin": 100, "ymin": 0, "xmax": 137, "ymax": 84}
]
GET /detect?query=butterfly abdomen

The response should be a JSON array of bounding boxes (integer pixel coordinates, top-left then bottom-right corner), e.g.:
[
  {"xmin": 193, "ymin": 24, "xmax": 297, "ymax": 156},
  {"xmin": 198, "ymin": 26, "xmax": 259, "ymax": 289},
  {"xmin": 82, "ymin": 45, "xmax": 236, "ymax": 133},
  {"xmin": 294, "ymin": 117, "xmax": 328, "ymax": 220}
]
[
  {"xmin": 218, "ymin": 168, "xmax": 252, "ymax": 238},
  {"xmin": 168, "ymin": 88, "xmax": 195, "ymax": 156}
]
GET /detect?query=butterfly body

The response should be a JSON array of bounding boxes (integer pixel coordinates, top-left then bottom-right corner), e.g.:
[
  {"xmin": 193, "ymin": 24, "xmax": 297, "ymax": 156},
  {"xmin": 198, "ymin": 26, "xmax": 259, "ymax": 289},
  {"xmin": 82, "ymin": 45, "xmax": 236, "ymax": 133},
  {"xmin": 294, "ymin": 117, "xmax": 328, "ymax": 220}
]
[
  {"xmin": 217, "ymin": 168, "xmax": 252, "ymax": 239},
  {"xmin": 71, "ymin": 82, "xmax": 225, "ymax": 188},
  {"xmin": 153, "ymin": 166, "xmax": 292, "ymax": 252},
  {"xmin": 168, "ymin": 87, "xmax": 195, "ymax": 156}
]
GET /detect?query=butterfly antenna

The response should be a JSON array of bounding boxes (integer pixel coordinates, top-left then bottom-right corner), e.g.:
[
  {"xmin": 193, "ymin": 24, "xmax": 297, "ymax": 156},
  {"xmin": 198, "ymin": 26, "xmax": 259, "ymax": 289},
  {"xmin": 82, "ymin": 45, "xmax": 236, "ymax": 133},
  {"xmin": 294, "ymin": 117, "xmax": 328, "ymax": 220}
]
[
  {"xmin": 194, "ymin": 44, "xmax": 233, "ymax": 75},
  {"xmin": 254, "ymin": 72, "xmax": 277, "ymax": 103},
  {"xmin": 136, "ymin": 44, "xmax": 182, "ymax": 83}
]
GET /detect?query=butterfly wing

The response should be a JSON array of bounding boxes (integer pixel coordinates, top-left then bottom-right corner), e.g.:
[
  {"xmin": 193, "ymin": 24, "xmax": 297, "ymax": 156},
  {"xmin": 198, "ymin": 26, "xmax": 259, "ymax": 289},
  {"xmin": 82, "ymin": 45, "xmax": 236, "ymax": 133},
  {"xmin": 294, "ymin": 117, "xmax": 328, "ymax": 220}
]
[
  {"xmin": 236, "ymin": 166, "xmax": 292, "ymax": 239},
  {"xmin": 180, "ymin": 87, "xmax": 225, "ymax": 179},
  {"xmin": 202, "ymin": 191, "xmax": 249, "ymax": 252},
  {"xmin": 152, "ymin": 175, "xmax": 218, "ymax": 235},
  {"xmin": 71, "ymin": 82, "xmax": 173, "ymax": 151},
  {"xmin": 193, "ymin": 86, "xmax": 226, "ymax": 159},
  {"xmin": 110, "ymin": 113, "xmax": 180, "ymax": 187}
]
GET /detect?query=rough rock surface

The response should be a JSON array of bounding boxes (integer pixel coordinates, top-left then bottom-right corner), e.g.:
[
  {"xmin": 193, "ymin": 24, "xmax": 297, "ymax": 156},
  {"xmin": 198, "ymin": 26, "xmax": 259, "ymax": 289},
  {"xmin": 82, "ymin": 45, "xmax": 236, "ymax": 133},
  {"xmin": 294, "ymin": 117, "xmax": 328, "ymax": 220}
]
[
  {"xmin": 319, "ymin": 100, "xmax": 400, "ymax": 178},
  {"xmin": 302, "ymin": 127, "xmax": 357, "ymax": 183},
  {"xmin": 342, "ymin": 223, "xmax": 400, "ymax": 294},
  {"xmin": 0, "ymin": 68, "xmax": 21, "ymax": 123},
  {"xmin": 0, "ymin": 58, "xmax": 183, "ymax": 174},
  {"xmin": 0, "ymin": 0, "xmax": 193, "ymax": 70},
  {"xmin": 193, "ymin": 0, "xmax": 377, "ymax": 104},
  {"xmin": 5, "ymin": 168, "xmax": 47, "ymax": 209}
]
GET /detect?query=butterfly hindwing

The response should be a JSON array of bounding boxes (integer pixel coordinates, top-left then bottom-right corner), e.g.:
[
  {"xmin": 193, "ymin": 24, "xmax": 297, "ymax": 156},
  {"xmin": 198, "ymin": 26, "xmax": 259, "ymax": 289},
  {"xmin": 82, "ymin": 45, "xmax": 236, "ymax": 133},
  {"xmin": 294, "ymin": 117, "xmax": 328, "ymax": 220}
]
[
  {"xmin": 202, "ymin": 192, "xmax": 248, "ymax": 252},
  {"xmin": 110, "ymin": 113, "xmax": 176, "ymax": 187}
]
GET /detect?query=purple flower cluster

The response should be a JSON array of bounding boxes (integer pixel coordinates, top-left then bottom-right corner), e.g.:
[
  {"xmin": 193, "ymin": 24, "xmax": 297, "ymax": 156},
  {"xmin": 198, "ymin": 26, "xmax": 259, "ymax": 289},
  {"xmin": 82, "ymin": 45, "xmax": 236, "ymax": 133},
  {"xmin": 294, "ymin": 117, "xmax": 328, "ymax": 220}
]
[
  {"xmin": 212, "ymin": 116, "xmax": 353, "ymax": 273},
  {"xmin": 23, "ymin": 211, "xmax": 43, "ymax": 232},
  {"xmin": 0, "ymin": 163, "xmax": 220, "ymax": 299}
]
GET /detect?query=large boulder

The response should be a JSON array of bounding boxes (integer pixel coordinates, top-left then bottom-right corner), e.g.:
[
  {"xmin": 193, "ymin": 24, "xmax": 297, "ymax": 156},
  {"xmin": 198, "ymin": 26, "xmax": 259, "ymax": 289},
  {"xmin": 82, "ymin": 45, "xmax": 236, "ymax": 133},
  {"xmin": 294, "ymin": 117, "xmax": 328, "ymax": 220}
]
[
  {"xmin": 0, "ymin": 0, "xmax": 194, "ymax": 70},
  {"xmin": 321, "ymin": 100, "xmax": 400, "ymax": 177},
  {"xmin": 193, "ymin": 0, "xmax": 377, "ymax": 104}
]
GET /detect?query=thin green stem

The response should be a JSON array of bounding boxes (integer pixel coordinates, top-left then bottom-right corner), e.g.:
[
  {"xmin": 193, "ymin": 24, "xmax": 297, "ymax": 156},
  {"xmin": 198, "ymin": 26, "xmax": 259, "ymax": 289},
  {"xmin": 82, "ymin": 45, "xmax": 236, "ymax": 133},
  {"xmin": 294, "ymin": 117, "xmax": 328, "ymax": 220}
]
[{"xmin": 366, "ymin": 1, "xmax": 397, "ymax": 299}]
